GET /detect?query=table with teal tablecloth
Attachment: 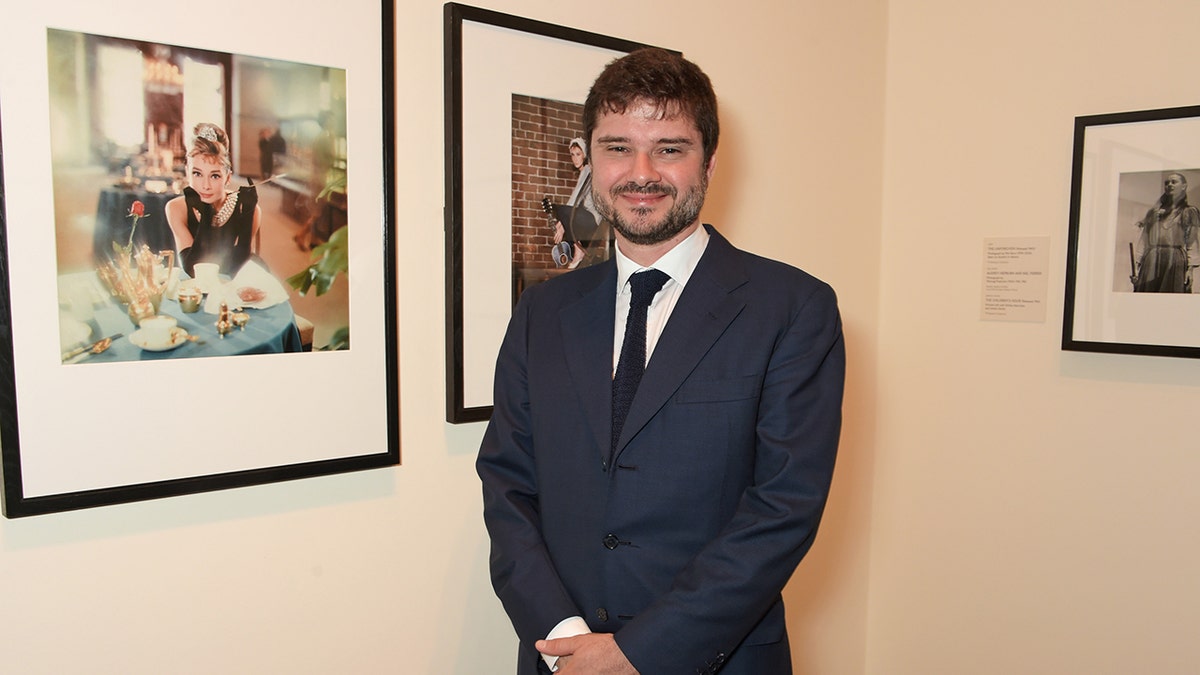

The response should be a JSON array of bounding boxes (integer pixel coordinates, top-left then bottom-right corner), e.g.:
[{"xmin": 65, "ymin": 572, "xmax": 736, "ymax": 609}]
[{"xmin": 60, "ymin": 272, "xmax": 302, "ymax": 362}]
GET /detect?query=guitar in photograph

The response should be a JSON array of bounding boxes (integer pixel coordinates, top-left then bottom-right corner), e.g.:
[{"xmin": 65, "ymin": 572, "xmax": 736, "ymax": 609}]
[{"xmin": 541, "ymin": 196, "xmax": 576, "ymax": 268}]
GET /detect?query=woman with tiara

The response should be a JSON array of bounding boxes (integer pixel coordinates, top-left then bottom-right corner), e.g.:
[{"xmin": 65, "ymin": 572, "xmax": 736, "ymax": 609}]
[{"xmin": 165, "ymin": 122, "xmax": 261, "ymax": 277}]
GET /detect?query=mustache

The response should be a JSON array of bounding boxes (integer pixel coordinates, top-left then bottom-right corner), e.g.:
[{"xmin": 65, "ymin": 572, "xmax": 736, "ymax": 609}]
[{"xmin": 611, "ymin": 182, "xmax": 675, "ymax": 197}]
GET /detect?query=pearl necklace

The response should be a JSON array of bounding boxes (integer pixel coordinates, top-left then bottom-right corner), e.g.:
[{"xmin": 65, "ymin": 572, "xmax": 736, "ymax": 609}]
[{"xmin": 214, "ymin": 191, "xmax": 239, "ymax": 227}]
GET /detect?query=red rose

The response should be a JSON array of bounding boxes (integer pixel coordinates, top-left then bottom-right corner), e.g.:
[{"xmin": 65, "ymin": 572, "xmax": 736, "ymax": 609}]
[{"xmin": 129, "ymin": 201, "xmax": 145, "ymax": 217}]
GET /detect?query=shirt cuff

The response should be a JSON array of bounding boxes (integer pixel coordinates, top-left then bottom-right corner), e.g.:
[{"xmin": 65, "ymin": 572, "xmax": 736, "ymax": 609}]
[{"xmin": 542, "ymin": 616, "xmax": 592, "ymax": 672}]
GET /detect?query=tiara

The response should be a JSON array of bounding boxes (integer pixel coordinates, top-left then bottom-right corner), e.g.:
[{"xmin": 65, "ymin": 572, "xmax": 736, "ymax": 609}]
[{"xmin": 196, "ymin": 126, "xmax": 219, "ymax": 143}]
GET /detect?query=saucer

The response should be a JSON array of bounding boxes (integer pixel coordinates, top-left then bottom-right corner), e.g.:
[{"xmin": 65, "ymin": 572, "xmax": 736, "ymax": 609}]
[{"xmin": 130, "ymin": 326, "xmax": 189, "ymax": 352}]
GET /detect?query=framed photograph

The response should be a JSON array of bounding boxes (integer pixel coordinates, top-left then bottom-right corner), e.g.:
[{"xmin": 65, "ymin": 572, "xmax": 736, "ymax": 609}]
[
  {"xmin": 0, "ymin": 1, "xmax": 398, "ymax": 517},
  {"xmin": 1064, "ymin": 104, "xmax": 1200, "ymax": 359},
  {"xmin": 443, "ymin": 2, "xmax": 670, "ymax": 422}
]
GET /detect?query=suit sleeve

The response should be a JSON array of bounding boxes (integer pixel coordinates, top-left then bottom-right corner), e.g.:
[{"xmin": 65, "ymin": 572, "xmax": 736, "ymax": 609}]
[
  {"xmin": 476, "ymin": 289, "xmax": 581, "ymax": 648},
  {"xmin": 615, "ymin": 280, "xmax": 846, "ymax": 671}
]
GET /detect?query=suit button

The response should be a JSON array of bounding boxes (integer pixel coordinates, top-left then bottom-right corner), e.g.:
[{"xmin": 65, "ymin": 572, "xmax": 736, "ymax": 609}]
[
  {"xmin": 596, "ymin": 607, "xmax": 608, "ymax": 622},
  {"xmin": 603, "ymin": 534, "xmax": 620, "ymax": 550}
]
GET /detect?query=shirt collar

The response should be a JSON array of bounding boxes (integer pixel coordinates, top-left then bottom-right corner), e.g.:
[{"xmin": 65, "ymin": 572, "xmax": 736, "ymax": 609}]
[{"xmin": 615, "ymin": 224, "xmax": 710, "ymax": 294}]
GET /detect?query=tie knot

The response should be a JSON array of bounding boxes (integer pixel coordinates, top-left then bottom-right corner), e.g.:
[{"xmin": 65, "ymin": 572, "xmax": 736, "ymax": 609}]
[{"xmin": 629, "ymin": 269, "xmax": 670, "ymax": 310}]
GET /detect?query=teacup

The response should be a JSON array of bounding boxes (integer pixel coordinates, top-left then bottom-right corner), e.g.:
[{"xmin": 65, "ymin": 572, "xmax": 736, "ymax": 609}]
[
  {"xmin": 177, "ymin": 286, "xmax": 202, "ymax": 313},
  {"xmin": 140, "ymin": 315, "xmax": 178, "ymax": 347},
  {"xmin": 193, "ymin": 263, "xmax": 220, "ymax": 292}
]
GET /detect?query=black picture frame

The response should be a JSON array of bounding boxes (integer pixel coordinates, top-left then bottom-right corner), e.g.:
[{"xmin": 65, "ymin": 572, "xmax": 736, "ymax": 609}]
[
  {"xmin": 1064, "ymin": 104, "xmax": 1200, "ymax": 359},
  {"xmin": 443, "ymin": 2, "xmax": 670, "ymax": 423},
  {"xmin": 0, "ymin": 2, "xmax": 399, "ymax": 517}
]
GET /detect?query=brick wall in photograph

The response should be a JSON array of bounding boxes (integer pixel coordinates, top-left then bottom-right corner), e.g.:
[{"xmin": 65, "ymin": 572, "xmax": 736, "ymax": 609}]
[{"xmin": 511, "ymin": 94, "xmax": 586, "ymax": 273}]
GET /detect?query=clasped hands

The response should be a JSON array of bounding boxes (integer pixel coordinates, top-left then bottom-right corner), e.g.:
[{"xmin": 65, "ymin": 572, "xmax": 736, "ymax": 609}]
[{"xmin": 537, "ymin": 633, "xmax": 639, "ymax": 674}]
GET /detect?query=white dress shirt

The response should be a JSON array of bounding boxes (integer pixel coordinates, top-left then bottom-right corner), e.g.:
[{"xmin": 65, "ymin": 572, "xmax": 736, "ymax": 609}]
[{"xmin": 612, "ymin": 225, "xmax": 710, "ymax": 372}]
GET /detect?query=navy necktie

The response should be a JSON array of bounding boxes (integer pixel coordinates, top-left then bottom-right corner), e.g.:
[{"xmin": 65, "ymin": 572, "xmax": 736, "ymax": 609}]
[{"xmin": 612, "ymin": 269, "xmax": 670, "ymax": 456}]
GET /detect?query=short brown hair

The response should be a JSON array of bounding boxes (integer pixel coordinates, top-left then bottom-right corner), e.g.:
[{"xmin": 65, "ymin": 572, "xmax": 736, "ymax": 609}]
[{"xmin": 583, "ymin": 48, "xmax": 719, "ymax": 164}]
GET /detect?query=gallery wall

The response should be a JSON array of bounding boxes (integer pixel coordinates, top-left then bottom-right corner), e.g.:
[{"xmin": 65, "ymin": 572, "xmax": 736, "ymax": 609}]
[
  {"xmin": 13, "ymin": 0, "xmax": 1195, "ymax": 672},
  {"xmin": 870, "ymin": 0, "xmax": 1200, "ymax": 671},
  {"xmin": 0, "ymin": 0, "xmax": 884, "ymax": 673}
]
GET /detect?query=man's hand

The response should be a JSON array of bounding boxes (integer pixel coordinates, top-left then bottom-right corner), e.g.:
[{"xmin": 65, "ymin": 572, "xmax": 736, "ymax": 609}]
[
  {"xmin": 553, "ymin": 222, "xmax": 566, "ymax": 243},
  {"xmin": 536, "ymin": 633, "xmax": 638, "ymax": 674}
]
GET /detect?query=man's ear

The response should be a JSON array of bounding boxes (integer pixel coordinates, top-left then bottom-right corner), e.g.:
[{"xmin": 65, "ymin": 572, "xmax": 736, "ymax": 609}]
[{"xmin": 705, "ymin": 152, "xmax": 718, "ymax": 181}]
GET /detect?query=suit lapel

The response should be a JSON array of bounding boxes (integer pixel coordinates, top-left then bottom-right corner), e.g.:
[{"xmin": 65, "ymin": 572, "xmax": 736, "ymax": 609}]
[
  {"xmin": 613, "ymin": 228, "xmax": 749, "ymax": 461},
  {"xmin": 559, "ymin": 263, "xmax": 618, "ymax": 458}
]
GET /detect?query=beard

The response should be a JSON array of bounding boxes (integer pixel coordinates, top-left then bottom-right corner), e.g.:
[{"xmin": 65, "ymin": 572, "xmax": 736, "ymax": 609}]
[{"xmin": 593, "ymin": 174, "xmax": 708, "ymax": 246}]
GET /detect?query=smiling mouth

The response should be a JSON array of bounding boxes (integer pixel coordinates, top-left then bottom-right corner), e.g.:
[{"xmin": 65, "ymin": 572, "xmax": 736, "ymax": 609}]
[
  {"xmin": 622, "ymin": 193, "xmax": 667, "ymax": 206},
  {"xmin": 614, "ymin": 184, "xmax": 672, "ymax": 207}
]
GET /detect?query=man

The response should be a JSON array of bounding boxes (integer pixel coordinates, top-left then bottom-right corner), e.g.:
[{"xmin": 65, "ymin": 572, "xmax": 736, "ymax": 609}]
[{"xmin": 478, "ymin": 48, "xmax": 844, "ymax": 674}]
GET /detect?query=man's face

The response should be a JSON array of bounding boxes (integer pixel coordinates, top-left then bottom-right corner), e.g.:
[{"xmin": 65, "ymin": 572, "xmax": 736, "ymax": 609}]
[{"xmin": 589, "ymin": 100, "xmax": 716, "ymax": 247}]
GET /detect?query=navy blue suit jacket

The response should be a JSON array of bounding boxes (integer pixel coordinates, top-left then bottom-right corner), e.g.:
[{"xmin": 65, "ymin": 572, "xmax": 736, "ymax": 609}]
[{"xmin": 478, "ymin": 226, "xmax": 844, "ymax": 674}]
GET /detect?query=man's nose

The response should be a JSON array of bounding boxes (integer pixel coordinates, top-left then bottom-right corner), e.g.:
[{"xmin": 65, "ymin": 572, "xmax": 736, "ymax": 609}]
[{"xmin": 631, "ymin": 152, "xmax": 660, "ymax": 184}]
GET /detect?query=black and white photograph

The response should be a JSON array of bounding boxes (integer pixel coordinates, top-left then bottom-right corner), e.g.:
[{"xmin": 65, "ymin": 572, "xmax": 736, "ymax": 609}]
[
  {"xmin": 1111, "ymin": 168, "xmax": 1200, "ymax": 294},
  {"xmin": 1064, "ymin": 104, "xmax": 1200, "ymax": 358}
]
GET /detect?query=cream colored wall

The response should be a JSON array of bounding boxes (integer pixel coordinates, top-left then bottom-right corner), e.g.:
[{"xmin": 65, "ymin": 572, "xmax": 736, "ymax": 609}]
[
  {"xmin": 0, "ymin": 1, "xmax": 883, "ymax": 673},
  {"xmin": 871, "ymin": 1, "xmax": 1200, "ymax": 672}
]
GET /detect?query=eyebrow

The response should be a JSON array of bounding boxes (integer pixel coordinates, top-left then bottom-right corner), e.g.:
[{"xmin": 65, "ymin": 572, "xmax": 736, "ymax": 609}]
[
  {"xmin": 594, "ymin": 135, "xmax": 696, "ymax": 146},
  {"xmin": 595, "ymin": 135, "xmax": 629, "ymax": 144}
]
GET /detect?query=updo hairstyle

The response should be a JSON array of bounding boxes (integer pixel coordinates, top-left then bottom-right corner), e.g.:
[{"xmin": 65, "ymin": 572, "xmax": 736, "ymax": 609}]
[{"xmin": 189, "ymin": 122, "xmax": 232, "ymax": 173}]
